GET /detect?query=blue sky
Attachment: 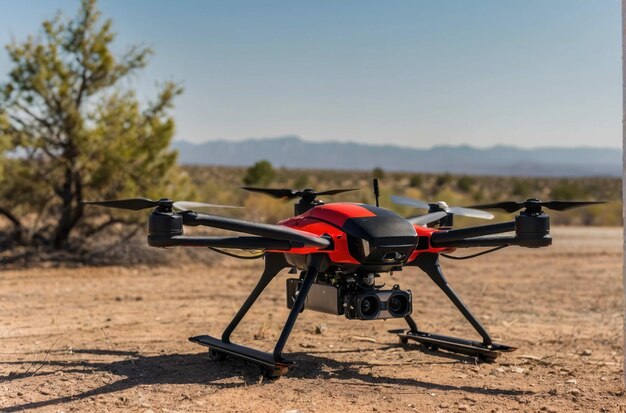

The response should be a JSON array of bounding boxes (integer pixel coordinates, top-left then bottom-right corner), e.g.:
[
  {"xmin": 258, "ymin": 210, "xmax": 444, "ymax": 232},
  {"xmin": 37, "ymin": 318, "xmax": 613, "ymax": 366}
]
[{"xmin": 0, "ymin": 0, "xmax": 621, "ymax": 148}]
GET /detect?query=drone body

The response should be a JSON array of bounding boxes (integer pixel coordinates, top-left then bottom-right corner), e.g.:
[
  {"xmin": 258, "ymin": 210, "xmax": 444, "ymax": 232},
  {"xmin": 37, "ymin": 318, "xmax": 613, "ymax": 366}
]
[{"xmin": 83, "ymin": 184, "xmax": 603, "ymax": 378}]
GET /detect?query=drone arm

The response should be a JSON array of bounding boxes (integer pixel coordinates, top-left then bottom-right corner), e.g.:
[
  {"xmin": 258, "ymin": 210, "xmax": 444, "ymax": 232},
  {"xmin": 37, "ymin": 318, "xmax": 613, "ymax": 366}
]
[
  {"xmin": 431, "ymin": 221, "xmax": 516, "ymax": 244},
  {"xmin": 180, "ymin": 211, "xmax": 330, "ymax": 249},
  {"xmin": 148, "ymin": 235, "xmax": 294, "ymax": 250},
  {"xmin": 431, "ymin": 234, "xmax": 551, "ymax": 249}
]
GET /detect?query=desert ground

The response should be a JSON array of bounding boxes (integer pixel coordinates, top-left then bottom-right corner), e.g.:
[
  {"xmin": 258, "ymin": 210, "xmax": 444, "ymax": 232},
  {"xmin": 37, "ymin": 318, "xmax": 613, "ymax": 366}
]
[{"xmin": 0, "ymin": 226, "xmax": 623, "ymax": 412}]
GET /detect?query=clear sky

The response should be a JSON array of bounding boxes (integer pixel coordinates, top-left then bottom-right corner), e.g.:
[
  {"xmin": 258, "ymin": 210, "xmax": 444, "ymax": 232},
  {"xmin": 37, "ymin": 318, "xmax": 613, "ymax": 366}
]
[{"xmin": 0, "ymin": 0, "xmax": 621, "ymax": 148}]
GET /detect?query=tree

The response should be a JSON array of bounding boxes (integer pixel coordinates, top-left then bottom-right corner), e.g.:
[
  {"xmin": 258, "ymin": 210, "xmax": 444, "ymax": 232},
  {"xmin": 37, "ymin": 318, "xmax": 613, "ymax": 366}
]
[
  {"xmin": 0, "ymin": 0, "xmax": 186, "ymax": 251},
  {"xmin": 243, "ymin": 160, "xmax": 276, "ymax": 186}
]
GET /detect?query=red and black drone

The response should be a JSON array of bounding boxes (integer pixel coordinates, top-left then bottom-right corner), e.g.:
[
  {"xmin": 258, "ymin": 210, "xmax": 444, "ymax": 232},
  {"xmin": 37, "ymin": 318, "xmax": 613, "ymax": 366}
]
[{"xmin": 84, "ymin": 180, "xmax": 603, "ymax": 378}]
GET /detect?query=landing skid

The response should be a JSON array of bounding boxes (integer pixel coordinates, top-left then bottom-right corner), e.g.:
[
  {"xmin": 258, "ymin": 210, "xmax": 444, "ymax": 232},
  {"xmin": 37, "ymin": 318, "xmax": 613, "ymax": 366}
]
[
  {"xmin": 396, "ymin": 330, "xmax": 516, "ymax": 361},
  {"xmin": 190, "ymin": 335, "xmax": 292, "ymax": 378}
]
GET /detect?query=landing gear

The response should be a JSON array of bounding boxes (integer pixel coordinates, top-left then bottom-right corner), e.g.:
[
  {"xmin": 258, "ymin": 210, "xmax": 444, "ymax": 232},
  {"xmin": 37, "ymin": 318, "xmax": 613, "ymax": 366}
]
[
  {"xmin": 207, "ymin": 347, "xmax": 226, "ymax": 361},
  {"xmin": 190, "ymin": 254, "xmax": 325, "ymax": 378},
  {"xmin": 397, "ymin": 253, "xmax": 517, "ymax": 361}
]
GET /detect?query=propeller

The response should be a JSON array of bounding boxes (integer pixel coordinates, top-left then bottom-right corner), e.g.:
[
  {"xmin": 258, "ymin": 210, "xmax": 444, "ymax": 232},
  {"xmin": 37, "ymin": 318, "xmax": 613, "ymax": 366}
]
[
  {"xmin": 82, "ymin": 198, "xmax": 241, "ymax": 211},
  {"xmin": 468, "ymin": 198, "xmax": 607, "ymax": 213},
  {"xmin": 241, "ymin": 187, "xmax": 357, "ymax": 200},
  {"xmin": 408, "ymin": 211, "xmax": 448, "ymax": 226},
  {"xmin": 391, "ymin": 195, "xmax": 494, "ymax": 220}
]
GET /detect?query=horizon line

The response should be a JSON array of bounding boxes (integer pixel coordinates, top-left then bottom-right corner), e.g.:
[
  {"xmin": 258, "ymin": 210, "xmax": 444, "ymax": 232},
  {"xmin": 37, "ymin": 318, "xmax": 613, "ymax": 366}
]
[{"xmin": 173, "ymin": 135, "xmax": 622, "ymax": 151}]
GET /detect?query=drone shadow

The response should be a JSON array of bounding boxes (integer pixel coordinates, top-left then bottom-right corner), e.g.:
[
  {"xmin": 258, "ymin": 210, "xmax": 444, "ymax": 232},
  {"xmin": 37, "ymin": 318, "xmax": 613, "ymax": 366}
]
[{"xmin": 1, "ymin": 347, "xmax": 529, "ymax": 412}]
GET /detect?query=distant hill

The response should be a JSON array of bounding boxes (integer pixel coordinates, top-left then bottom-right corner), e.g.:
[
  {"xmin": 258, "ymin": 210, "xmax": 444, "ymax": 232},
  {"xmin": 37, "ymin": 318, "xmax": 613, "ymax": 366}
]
[{"xmin": 172, "ymin": 136, "xmax": 621, "ymax": 177}]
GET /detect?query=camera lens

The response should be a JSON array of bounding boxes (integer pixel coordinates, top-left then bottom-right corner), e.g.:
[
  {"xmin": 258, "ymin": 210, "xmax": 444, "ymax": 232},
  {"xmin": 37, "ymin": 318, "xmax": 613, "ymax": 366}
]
[
  {"xmin": 387, "ymin": 293, "xmax": 410, "ymax": 317},
  {"xmin": 358, "ymin": 295, "xmax": 380, "ymax": 319}
]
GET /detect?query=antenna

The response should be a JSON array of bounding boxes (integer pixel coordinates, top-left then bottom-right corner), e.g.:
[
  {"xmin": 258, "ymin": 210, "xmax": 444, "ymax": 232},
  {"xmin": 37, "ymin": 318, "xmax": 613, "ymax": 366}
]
[{"xmin": 372, "ymin": 178, "xmax": 380, "ymax": 207}]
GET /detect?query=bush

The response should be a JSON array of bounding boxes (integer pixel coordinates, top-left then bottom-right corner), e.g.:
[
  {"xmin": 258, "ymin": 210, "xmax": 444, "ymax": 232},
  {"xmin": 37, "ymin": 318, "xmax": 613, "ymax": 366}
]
[
  {"xmin": 456, "ymin": 176, "xmax": 476, "ymax": 193},
  {"xmin": 435, "ymin": 173, "xmax": 452, "ymax": 187},
  {"xmin": 409, "ymin": 174, "xmax": 423, "ymax": 188},
  {"xmin": 372, "ymin": 167, "xmax": 385, "ymax": 179},
  {"xmin": 243, "ymin": 160, "xmax": 276, "ymax": 186}
]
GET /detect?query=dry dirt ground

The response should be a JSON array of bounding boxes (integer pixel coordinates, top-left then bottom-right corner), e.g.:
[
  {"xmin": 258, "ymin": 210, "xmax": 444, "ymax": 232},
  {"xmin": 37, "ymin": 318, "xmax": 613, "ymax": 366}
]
[{"xmin": 0, "ymin": 226, "xmax": 623, "ymax": 412}]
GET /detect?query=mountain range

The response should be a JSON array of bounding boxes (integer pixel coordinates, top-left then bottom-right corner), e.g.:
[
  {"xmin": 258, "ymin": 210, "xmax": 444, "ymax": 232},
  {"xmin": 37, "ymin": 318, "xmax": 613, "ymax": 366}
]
[{"xmin": 172, "ymin": 136, "xmax": 621, "ymax": 177}]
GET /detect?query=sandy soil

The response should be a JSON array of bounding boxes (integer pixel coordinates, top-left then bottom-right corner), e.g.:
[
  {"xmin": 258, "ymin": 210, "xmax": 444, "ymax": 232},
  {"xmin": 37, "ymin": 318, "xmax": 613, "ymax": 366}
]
[{"xmin": 0, "ymin": 226, "xmax": 623, "ymax": 412}]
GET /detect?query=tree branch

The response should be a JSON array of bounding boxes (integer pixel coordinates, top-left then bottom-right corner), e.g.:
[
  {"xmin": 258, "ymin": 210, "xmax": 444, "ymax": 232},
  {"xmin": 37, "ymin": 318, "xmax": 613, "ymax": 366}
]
[{"xmin": 0, "ymin": 206, "xmax": 23, "ymax": 229}]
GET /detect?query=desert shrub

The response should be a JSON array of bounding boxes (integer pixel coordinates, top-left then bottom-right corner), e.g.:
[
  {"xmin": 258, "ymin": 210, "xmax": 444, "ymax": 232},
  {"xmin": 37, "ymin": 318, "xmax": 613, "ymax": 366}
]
[
  {"xmin": 456, "ymin": 176, "xmax": 476, "ymax": 193},
  {"xmin": 409, "ymin": 174, "xmax": 423, "ymax": 188},
  {"xmin": 372, "ymin": 167, "xmax": 385, "ymax": 179},
  {"xmin": 435, "ymin": 173, "xmax": 453, "ymax": 187},
  {"xmin": 550, "ymin": 182, "xmax": 585, "ymax": 200},
  {"xmin": 512, "ymin": 179, "xmax": 532, "ymax": 197},
  {"xmin": 293, "ymin": 174, "xmax": 309, "ymax": 189},
  {"xmin": 243, "ymin": 160, "xmax": 276, "ymax": 186}
]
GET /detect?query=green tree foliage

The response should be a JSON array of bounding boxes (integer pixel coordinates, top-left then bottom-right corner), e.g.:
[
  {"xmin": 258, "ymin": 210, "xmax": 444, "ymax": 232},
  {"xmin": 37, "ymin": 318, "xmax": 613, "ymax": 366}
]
[
  {"xmin": 372, "ymin": 167, "xmax": 385, "ymax": 179},
  {"xmin": 0, "ymin": 0, "xmax": 186, "ymax": 251},
  {"xmin": 243, "ymin": 160, "xmax": 276, "ymax": 186}
]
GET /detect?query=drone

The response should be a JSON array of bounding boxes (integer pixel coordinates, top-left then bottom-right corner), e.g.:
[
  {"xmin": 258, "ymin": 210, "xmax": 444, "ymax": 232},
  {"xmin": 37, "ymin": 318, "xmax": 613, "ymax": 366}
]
[{"xmin": 83, "ymin": 180, "xmax": 604, "ymax": 378}]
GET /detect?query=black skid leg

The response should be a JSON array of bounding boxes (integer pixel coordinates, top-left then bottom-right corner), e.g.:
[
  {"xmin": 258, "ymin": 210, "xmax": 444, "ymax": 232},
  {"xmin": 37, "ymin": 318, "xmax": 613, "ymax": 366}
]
[
  {"xmin": 273, "ymin": 254, "xmax": 324, "ymax": 362},
  {"xmin": 415, "ymin": 253, "xmax": 492, "ymax": 345},
  {"xmin": 221, "ymin": 253, "xmax": 288, "ymax": 343},
  {"xmin": 398, "ymin": 253, "xmax": 516, "ymax": 360},
  {"xmin": 190, "ymin": 254, "xmax": 326, "ymax": 377}
]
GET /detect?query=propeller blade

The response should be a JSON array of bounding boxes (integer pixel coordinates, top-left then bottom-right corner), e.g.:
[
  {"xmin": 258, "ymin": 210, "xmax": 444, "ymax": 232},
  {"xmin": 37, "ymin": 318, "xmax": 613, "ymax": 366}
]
[
  {"xmin": 173, "ymin": 201, "xmax": 242, "ymax": 211},
  {"xmin": 467, "ymin": 201, "xmax": 524, "ymax": 213},
  {"xmin": 540, "ymin": 201, "xmax": 606, "ymax": 211},
  {"xmin": 391, "ymin": 195, "xmax": 430, "ymax": 210},
  {"xmin": 241, "ymin": 187, "xmax": 298, "ymax": 199},
  {"xmin": 408, "ymin": 211, "xmax": 448, "ymax": 226},
  {"xmin": 315, "ymin": 188, "xmax": 358, "ymax": 196},
  {"xmin": 447, "ymin": 206, "xmax": 494, "ymax": 220},
  {"xmin": 241, "ymin": 186, "xmax": 358, "ymax": 199},
  {"xmin": 469, "ymin": 200, "xmax": 606, "ymax": 213},
  {"xmin": 82, "ymin": 198, "xmax": 159, "ymax": 210}
]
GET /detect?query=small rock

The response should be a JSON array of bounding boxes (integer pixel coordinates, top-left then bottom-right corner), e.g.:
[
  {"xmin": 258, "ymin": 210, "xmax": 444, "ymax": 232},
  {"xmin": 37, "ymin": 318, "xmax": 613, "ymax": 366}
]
[
  {"xmin": 511, "ymin": 367, "xmax": 525, "ymax": 374},
  {"xmin": 315, "ymin": 323, "xmax": 327, "ymax": 335},
  {"xmin": 439, "ymin": 402, "xmax": 450, "ymax": 409},
  {"xmin": 458, "ymin": 404, "xmax": 469, "ymax": 411},
  {"xmin": 581, "ymin": 349, "xmax": 592, "ymax": 356},
  {"xmin": 548, "ymin": 388, "xmax": 558, "ymax": 396},
  {"xmin": 565, "ymin": 379, "xmax": 577, "ymax": 385},
  {"xmin": 299, "ymin": 342, "xmax": 317, "ymax": 349},
  {"xmin": 571, "ymin": 388, "xmax": 581, "ymax": 396},
  {"xmin": 455, "ymin": 373, "xmax": 468, "ymax": 379}
]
